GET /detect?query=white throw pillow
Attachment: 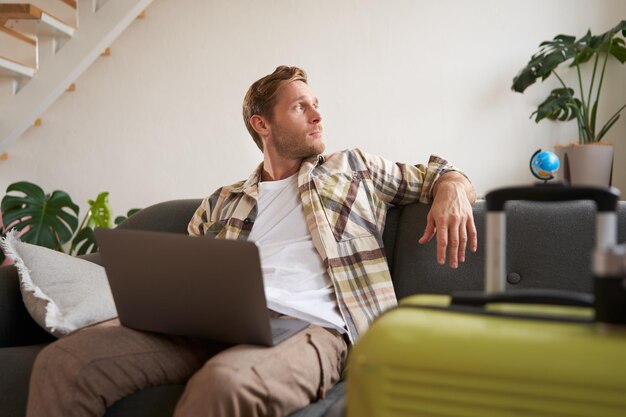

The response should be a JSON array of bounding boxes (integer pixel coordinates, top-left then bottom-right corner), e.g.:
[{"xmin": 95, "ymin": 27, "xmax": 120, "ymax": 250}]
[{"xmin": 0, "ymin": 230, "xmax": 117, "ymax": 337}]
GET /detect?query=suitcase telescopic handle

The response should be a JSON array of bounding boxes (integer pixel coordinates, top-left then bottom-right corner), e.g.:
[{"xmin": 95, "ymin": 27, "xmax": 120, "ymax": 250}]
[
  {"xmin": 485, "ymin": 185, "xmax": 620, "ymax": 212},
  {"xmin": 451, "ymin": 289, "xmax": 594, "ymax": 308},
  {"xmin": 484, "ymin": 185, "xmax": 620, "ymax": 294}
]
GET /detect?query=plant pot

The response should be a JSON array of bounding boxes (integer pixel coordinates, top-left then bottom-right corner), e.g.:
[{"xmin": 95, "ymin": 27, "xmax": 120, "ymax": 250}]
[{"xmin": 554, "ymin": 143, "xmax": 614, "ymax": 187}]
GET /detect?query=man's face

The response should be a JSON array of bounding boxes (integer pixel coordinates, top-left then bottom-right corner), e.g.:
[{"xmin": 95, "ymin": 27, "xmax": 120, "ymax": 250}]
[{"xmin": 266, "ymin": 80, "xmax": 325, "ymax": 159}]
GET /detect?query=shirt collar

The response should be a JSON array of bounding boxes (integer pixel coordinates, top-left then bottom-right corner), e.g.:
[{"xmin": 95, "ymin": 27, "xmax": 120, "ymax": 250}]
[
  {"xmin": 299, "ymin": 154, "xmax": 325, "ymax": 179},
  {"xmin": 231, "ymin": 154, "xmax": 326, "ymax": 196},
  {"xmin": 228, "ymin": 161, "xmax": 263, "ymax": 197}
]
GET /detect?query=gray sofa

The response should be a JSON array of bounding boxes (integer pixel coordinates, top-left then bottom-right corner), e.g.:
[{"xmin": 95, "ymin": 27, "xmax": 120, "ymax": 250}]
[{"xmin": 1, "ymin": 197, "xmax": 625, "ymax": 417}]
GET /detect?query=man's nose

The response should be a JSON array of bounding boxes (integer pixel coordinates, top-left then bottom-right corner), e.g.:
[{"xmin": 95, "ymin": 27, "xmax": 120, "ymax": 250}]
[{"xmin": 311, "ymin": 108, "xmax": 322, "ymax": 124}]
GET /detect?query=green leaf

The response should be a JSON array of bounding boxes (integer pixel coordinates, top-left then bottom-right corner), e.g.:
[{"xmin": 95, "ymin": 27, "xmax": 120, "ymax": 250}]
[
  {"xmin": 86, "ymin": 192, "xmax": 113, "ymax": 229},
  {"xmin": 608, "ymin": 38, "xmax": 626, "ymax": 63},
  {"xmin": 571, "ymin": 48, "xmax": 595, "ymax": 65},
  {"xmin": 0, "ymin": 232, "xmax": 6, "ymax": 264},
  {"xmin": 68, "ymin": 192, "xmax": 113, "ymax": 256},
  {"xmin": 531, "ymin": 88, "xmax": 581, "ymax": 123},
  {"xmin": 570, "ymin": 31, "xmax": 595, "ymax": 66},
  {"xmin": 1, "ymin": 182, "xmax": 79, "ymax": 251},
  {"xmin": 608, "ymin": 20, "xmax": 626, "ymax": 38},
  {"xmin": 114, "ymin": 208, "xmax": 142, "ymax": 226},
  {"xmin": 597, "ymin": 113, "xmax": 621, "ymax": 142},
  {"xmin": 512, "ymin": 34, "xmax": 578, "ymax": 92},
  {"xmin": 513, "ymin": 20, "xmax": 626, "ymax": 143},
  {"xmin": 70, "ymin": 227, "xmax": 97, "ymax": 256},
  {"xmin": 512, "ymin": 21, "xmax": 626, "ymax": 90}
]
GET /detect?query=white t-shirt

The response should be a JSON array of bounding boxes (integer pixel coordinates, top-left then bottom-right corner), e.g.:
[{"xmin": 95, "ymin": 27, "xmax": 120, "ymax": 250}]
[{"xmin": 248, "ymin": 173, "xmax": 347, "ymax": 334}]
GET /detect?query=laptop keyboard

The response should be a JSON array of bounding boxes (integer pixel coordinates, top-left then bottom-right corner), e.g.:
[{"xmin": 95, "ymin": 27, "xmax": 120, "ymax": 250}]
[{"xmin": 271, "ymin": 327, "xmax": 289, "ymax": 339}]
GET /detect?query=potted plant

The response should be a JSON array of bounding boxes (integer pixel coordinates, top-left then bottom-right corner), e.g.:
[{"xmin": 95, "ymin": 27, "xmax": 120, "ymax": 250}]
[
  {"xmin": 512, "ymin": 20, "xmax": 626, "ymax": 186},
  {"xmin": 0, "ymin": 181, "xmax": 140, "ymax": 264}
]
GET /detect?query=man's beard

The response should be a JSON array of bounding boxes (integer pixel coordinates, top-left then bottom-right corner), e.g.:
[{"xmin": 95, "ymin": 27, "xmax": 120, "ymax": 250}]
[{"xmin": 272, "ymin": 126, "xmax": 325, "ymax": 159}]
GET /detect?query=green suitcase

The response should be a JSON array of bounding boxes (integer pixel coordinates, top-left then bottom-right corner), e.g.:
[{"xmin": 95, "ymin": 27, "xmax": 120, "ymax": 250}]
[{"xmin": 347, "ymin": 185, "xmax": 626, "ymax": 417}]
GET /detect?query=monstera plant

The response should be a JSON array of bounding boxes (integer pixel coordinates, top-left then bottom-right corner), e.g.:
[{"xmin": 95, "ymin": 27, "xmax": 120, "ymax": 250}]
[
  {"xmin": 512, "ymin": 20, "xmax": 626, "ymax": 186},
  {"xmin": 0, "ymin": 181, "xmax": 140, "ymax": 263},
  {"xmin": 512, "ymin": 20, "xmax": 626, "ymax": 143}
]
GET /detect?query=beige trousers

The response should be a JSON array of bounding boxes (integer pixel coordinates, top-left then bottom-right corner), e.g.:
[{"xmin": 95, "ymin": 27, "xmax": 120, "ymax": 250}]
[{"xmin": 26, "ymin": 318, "xmax": 348, "ymax": 417}]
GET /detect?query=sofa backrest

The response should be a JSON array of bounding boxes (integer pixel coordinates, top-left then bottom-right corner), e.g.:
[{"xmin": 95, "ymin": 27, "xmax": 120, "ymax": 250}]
[
  {"xmin": 118, "ymin": 199, "xmax": 203, "ymax": 234},
  {"xmin": 383, "ymin": 200, "xmax": 626, "ymax": 300},
  {"xmin": 116, "ymin": 198, "xmax": 626, "ymax": 300}
]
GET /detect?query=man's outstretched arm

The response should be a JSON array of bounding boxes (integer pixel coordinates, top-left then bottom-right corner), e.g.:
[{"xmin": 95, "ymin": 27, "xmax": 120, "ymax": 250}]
[{"xmin": 418, "ymin": 171, "xmax": 477, "ymax": 269}]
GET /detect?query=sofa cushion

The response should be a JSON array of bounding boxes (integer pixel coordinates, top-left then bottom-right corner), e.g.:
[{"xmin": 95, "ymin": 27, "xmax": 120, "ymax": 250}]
[
  {"xmin": 103, "ymin": 382, "xmax": 345, "ymax": 417},
  {"xmin": 0, "ymin": 231, "xmax": 117, "ymax": 338},
  {"xmin": 0, "ymin": 264, "xmax": 55, "ymax": 347}
]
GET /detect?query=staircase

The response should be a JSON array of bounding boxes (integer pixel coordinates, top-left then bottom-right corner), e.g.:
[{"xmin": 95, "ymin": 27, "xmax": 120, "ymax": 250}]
[{"xmin": 0, "ymin": 0, "xmax": 154, "ymax": 155}]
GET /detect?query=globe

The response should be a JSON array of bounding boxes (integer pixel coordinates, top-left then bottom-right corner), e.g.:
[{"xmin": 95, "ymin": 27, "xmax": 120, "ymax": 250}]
[{"xmin": 530, "ymin": 150, "xmax": 560, "ymax": 181}]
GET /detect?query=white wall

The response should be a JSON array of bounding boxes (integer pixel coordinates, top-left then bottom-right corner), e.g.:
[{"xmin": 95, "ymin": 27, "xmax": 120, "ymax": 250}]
[{"xmin": 1, "ymin": 0, "xmax": 625, "ymax": 218}]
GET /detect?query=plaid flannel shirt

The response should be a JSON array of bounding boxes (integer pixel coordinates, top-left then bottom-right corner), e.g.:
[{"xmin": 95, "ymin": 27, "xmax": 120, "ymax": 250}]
[{"xmin": 188, "ymin": 148, "xmax": 461, "ymax": 343}]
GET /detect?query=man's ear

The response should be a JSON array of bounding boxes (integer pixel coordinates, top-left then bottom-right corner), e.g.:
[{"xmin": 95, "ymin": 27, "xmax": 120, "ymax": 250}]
[{"xmin": 250, "ymin": 115, "xmax": 270, "ymax": 138}]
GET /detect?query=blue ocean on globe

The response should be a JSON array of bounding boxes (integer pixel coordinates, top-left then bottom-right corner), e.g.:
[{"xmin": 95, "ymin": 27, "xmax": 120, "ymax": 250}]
[{"xmin": 530, "ymin": 150, "xmax": 560, "ymax": 180}]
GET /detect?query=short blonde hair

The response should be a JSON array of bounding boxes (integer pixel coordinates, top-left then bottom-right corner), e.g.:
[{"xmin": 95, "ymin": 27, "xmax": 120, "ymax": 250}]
[{"xmin": 243, "ymin": 66, "xmax": 308, "ymax": 151}]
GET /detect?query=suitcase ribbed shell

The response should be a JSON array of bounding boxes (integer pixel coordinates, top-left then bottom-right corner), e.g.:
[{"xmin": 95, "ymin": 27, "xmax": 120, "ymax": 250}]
[{"xmin": 347, "ymin": 295, "xmax": 626, "ymax": 417}]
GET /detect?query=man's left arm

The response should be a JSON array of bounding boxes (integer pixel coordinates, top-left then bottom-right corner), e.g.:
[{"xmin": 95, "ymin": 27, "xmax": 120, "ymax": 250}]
[
  {"xmin": 418, "ymin": 171, "xmax": 477, "ymax": 269},
  {"xmin": 357, "ymin": 148, "xmax": 477, "ymax": 269}
]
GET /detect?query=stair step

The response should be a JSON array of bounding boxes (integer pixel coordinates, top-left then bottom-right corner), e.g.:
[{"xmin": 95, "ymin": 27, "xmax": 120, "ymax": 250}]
[
  {"xmin": 29, "ymin": 0, "xmax": 78, "ymax": 29},
  {"xmin": 0, "ymin": 23, "xmax": 37, "ymax": 69},
  {"xmin": 0, "ymin": 24, "xmax": 36, "ymax": 45},
  {"xmin": 0, "ymin": 54, "xmax": 34, "ymax": 77},
  {"xmin": 62, "ymin": 0, "xmax": 77, "ymax": 9},
  {"xmin": 0, "ymin": 0, "xmax": 155, "ymax": 153},
  {"xmin": 0, "ymin": 4, "xmax": 76, "ymax": 37}
]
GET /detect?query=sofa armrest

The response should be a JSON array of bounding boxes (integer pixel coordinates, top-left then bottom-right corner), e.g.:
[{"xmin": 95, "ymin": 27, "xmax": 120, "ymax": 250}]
[
  {"xmin": 0, "ymin": 199, "xmax": 202, "ymax": 348},
  {"xmin": 0, "ymin": 264, "xmax": 54, "ymax": 347},
  {"xmin": 0, "ymin": 250, "xmax": 105, "ymax": 348}
]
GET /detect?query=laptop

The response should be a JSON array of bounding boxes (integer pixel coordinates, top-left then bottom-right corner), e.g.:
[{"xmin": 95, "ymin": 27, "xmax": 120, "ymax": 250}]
[{"xmin": 94, "ymin": 228, "xmax": 310, "ymax": 346}]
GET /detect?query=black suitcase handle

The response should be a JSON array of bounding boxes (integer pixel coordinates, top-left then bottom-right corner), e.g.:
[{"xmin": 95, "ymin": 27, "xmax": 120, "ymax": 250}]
[
  {"xmin": 485, "ymin": 184, "xmax": 620, "ymax": 212},
  {"xmin": 451, "ymin": 289, "xmax": 594, "ymax": 308}
]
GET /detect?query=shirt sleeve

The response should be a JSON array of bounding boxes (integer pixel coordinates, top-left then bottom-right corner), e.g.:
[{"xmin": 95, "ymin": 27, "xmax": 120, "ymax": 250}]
[
  {"xmin": 188, "ymin": 187, "xmax": 224, "ymax": 237},
  {"xmin": 188, "ymin": 197, "xmax": 210, "ymax": 237},
  {"xmin": 356, "ymin": 148, "xmax": 468, "ymax": 206}
]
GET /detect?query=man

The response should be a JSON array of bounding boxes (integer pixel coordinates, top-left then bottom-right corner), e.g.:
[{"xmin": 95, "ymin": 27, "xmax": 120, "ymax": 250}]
[{"xmin": 27, "ymin": 66, "xmax": 476, "ymax": 417}]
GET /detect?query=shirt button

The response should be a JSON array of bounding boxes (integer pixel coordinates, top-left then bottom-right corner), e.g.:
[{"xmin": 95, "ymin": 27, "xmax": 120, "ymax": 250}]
[{"xmin": 243, "ymin": 218, "xmax": 251, "ymax": 225}]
